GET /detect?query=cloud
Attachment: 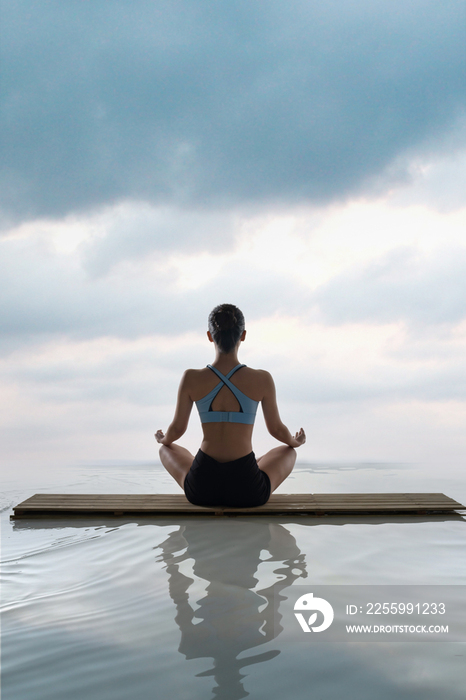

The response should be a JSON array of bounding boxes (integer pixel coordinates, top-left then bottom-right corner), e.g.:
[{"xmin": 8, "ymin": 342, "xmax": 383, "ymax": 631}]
[
  {"xmin": 2, "ymin": 0, "xmax": 465, "ymax": 222},
  {"xmin": 2, "ymin": 209, "xmax": 466, "ymax": 357},
  {"xmin": 4, "ymin": 316, "xmax": 466, "ymax": 423},
  {"xmin": 0, "ymin": 231, "xmax": 313, "ymax": 348},
  {"xmin": 313, "ymin": 246, "xmax": 466, "ymax": 326},
  {"xmin": 80, "ymin": 203, "xmax": 238, "ymax": 277},
  {"xmin": 279, "ymin": 359, "xmax": 466, "ymax": 404},
  {"xmin": 389, "ymin": 144, "xmax": 466, "ymax": 213}
]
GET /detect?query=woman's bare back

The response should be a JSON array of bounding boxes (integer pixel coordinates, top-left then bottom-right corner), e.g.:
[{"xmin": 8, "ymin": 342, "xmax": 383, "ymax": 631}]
[{"xmin": 187, "ymin": 365, "xmax": 267, "ymax": 462}]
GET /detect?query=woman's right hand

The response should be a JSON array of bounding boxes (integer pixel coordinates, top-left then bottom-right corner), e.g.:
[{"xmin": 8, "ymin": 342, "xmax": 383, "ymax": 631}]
[
  {"xmin": 155, "ymin": 430, "xmax": 165, "ymax": 444},
  {"xmin": 292, "ymin": 428, "xmax": 306, "ymax": 447}
]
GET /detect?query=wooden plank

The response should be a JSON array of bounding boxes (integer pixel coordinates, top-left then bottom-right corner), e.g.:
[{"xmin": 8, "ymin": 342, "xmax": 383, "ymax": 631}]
[
  {"xmin": 11, "ymin": 492, "xmax": 465, "ymax": 517},
  {"xmin": 12, "ymin": 494, "xmax": 462, "ymax": 506}
]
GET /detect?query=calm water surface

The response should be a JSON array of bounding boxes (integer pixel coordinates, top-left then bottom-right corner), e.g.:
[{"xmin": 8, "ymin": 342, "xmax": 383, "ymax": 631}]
[{"xmin": 2, "ymin": 461, "xmax": 466, "ymax": 699}]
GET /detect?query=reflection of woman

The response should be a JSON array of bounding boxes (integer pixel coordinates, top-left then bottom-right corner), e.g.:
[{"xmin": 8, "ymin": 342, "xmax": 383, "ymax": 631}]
[
  {"xmin": 155, "ymin": 303, "xmax": 305, "ymax": 507},
  {"xmin": 156, "ymin": 520, "xmax": 307, "ymax": 700}
]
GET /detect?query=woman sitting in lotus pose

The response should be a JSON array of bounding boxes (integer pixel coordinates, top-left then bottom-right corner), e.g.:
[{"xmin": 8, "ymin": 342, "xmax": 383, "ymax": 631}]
[{"xmin": 155, "ymin": 303, "xmax": 305, "ymax": 507}]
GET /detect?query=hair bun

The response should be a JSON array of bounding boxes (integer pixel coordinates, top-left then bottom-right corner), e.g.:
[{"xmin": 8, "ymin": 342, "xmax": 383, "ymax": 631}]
[
  {"xmin": 208, "ymin": 304, "xmax": 245, "ymax": 353},
  {"xmin": 215, "ymin": 310, "xmax": 236, "ymax": 330}
]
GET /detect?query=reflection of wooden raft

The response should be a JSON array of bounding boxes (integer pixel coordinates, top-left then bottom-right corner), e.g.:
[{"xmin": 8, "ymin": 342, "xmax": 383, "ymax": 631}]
[{"xmin": 11, "ymin": 493, "xmax": 465, "ymax": 518}]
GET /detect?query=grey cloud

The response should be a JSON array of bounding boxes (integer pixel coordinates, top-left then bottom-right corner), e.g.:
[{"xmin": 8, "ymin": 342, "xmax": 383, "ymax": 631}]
[
  {"xmin": 3, "ymin": 235, "xmax": 466, "ymax": 359},
  {"xmin": 0, "ymin": 235, "xmax": 313, "ymax": 349},
  {"xmin": 7, "ymin": 352, "xmax": 178, "ymax": 408},
  {"xmin": 0, "ymin": 238, "xmax": 192, "ymax": 341},
  {"xmin": 2, "ymin": 0, "xmax": 465, "ymax": 222},
  {"xmin": 278, "ymin": 362, "xmax": 466, "ymax": 404},
  {"xmin": 7, "ymin": 328, "xmax": 466, "ymax": 409},
  {"xmin": 81, "ymin": 206, "xmax": 238, "ymax": 277},
  {"xmin": 313, "ymin": 246, "xmax": 466, "ymax": 326},
  {"xmin": 390, "ymin": 143, "xmax": 466, "ymax": 212}
]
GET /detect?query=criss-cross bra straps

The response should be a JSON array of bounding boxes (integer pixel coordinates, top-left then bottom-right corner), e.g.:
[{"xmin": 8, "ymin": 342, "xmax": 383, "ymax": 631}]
[{"xmin": 195, "ymin": 364, "xmax": 259, "ymax": 424}]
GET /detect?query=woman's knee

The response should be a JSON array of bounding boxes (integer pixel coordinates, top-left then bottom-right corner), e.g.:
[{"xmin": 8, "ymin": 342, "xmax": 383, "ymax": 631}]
[
  {"xmin": 258, "ymin": 445, "xmax": 296, "ymax": 477},
  {"xmin": 159, "ymin": 444, "xmax": 170, "ymax": 464},
  {"xmin": 279, "ymin": 445, "xmax": 297, "ymax": 469}
]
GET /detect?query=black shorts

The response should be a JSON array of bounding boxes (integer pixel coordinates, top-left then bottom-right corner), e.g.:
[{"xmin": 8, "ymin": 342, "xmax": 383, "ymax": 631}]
[{"xmin": 183, "ymin": 450, "xmax": 271, "ymax": 508}]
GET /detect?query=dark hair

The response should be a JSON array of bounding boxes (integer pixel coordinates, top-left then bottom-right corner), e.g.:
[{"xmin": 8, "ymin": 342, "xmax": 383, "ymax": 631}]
[{"xmin": 208, "ymin": 304, "xmax": 245, "ymax": 354}]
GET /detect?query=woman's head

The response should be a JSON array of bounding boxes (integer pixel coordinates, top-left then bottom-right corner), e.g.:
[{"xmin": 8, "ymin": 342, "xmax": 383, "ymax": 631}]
[{"xmin": 208, "ymin": 304, "xmax": 245, "ymax": 354}]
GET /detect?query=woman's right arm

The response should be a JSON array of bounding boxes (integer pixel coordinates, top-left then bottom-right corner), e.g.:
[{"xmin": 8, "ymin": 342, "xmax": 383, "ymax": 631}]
[
  {"xmin": 155, "ymin": 370, "xmax": 194, "ymax": 446},
  {"xmin": 260, "ymin": 371, "xmax": 306, "ymax": 448}
]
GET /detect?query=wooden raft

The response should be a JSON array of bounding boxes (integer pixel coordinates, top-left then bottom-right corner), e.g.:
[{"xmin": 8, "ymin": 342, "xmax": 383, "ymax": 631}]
[{"xmin": 11, "ymin": 493, "xmax": 465, "ymax": 518}]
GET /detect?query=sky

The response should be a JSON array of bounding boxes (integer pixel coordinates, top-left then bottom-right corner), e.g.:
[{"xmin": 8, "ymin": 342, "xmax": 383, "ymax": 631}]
[{"xmin": 2, "ymin": 0, "xmax": 466, "ymax": 471}]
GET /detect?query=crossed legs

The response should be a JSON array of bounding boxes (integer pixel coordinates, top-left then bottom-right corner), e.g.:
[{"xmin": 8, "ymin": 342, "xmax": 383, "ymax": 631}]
[
  {"xmin": 159, "ymin": 444, "xmax": 194, "ymax": 490},
  {"xmin": 159, "ymin": 443, "xmax": 296, "ymax": 495},
  {"xmin": 256, "ymin": 446, "xmax": 296, "ymax": 493}
]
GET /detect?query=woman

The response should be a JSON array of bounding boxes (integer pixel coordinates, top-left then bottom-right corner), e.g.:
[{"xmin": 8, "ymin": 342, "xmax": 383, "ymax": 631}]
[{"xmin": 155, "ymin": 304, "xmax": 306, "ymax": 507}]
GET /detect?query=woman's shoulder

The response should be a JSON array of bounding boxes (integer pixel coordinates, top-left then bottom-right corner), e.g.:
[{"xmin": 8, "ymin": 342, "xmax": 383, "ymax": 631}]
[
  {"xmin": 242, "ymin": 366, "xmax": 273, "ymax": 380},
  {"xmin": 178, "ymin": 368, "xmax": 214, "ymax": 401},
  {"xmin": 181, "ymin": 367, "xmax": 211, "ymax": 383},
  {"xmin": 237, "ymin": 366, "xmax": 274, "ymax": 394}
]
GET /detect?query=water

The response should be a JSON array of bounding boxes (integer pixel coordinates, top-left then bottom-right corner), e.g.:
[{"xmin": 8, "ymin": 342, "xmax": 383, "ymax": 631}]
[{"xmin": 2, "ymin": 461, "xmax": 466, "ymax": 699}]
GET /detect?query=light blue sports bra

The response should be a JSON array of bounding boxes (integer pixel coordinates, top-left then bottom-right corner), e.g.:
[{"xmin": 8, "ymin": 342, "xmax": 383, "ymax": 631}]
[{"xmin": 196, "ymin": 364, "xmax": 259, "ymax": 425}]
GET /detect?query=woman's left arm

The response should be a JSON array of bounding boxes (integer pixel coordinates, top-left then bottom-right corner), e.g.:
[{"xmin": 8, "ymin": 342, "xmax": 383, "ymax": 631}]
[{"xmin": 155, "ymin": 370, "xmax": 194, "ymax": 446}]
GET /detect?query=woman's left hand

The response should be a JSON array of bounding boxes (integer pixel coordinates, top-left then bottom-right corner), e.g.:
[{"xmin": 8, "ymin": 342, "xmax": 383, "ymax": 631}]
[
  {"xmin": 292, "ymin": 428, "xmax": 306, "ymax": 447},
  {"xmin": 155, "ymin": 430, "xmax": 165, "ymax": 444}
]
